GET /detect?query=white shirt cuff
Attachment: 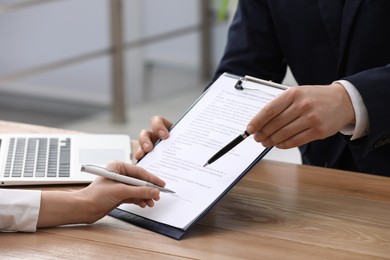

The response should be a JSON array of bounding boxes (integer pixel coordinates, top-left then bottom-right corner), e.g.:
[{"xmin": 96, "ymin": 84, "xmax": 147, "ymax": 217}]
[
  {"xmin": 336, "ymin": 80, "xmax": 369, "ymax": 140},
  {"xmin": 0, "ymin": 189, "xmax": 41, "ymax": 232}
]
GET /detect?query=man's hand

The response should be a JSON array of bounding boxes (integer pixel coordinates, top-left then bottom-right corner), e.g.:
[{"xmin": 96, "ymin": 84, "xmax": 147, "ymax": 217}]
[
  {"xmin": 135, "ymin": 115, "xmax": 173, "ymax": 160},
  {"xmin": 246, "ymin": 83, "xmax": 355, "ymax": 149}
]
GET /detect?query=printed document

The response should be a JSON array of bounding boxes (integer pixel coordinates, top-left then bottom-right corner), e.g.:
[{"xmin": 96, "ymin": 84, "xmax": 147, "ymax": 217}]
[{"xmin": 118, "ymin": 74, "xmax": 285, "ymax": 230}]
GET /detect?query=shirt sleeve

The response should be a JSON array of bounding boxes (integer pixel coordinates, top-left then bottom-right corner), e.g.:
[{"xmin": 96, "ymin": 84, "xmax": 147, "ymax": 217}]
[
  {"xmin": 336, "ymin": 80, "xmax": 370, "ymax": 140},
  {"xmin": 0, "ymin": 189, "xmax": 41, "ymax": 232}
]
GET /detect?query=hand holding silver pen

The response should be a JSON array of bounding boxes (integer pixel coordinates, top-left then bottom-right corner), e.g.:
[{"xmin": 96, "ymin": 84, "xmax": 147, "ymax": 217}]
[{"xmin": 81, "ymin": 164, "xmax": 175, "ymax": 194}]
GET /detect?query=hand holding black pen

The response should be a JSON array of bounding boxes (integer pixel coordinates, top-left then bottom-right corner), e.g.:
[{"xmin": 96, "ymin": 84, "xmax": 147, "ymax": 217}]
[{"xmin": 203, "ymin": 130, "xmax": 251, "ymax": 167}]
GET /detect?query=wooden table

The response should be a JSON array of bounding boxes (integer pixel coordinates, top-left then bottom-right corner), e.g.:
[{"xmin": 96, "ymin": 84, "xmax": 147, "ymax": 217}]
[{"xmin": 1, "ymin": 120, "xmax": 390, "ymax": 259}]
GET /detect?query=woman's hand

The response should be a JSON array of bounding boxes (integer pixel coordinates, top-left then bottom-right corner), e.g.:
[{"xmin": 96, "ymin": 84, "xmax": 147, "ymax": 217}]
[{"xmin": 37, "ymin": 161, "xmax": 165, "ymax": 228}]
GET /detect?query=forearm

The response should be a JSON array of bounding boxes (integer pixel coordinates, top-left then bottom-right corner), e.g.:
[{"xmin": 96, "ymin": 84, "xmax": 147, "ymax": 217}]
[
  {"xmin": 37, "ymin": 163, "xmax": 163, "ymax": 229},
  {"xmin": 37, "ymin": 190, "xmax": 93, "ymax": 228}
]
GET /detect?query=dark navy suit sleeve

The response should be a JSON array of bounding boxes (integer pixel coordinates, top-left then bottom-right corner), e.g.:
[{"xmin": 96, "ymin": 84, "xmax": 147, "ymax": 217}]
[
  {"xmin": 212, "ymin": 0, "xmax": 390, "ymax": 175},
  {"xmin": 345, "ymin": 64, "xmax": 390, "ymax": 154},
  {"xmin": 214, "ymin": 0, "xmax": 286, "ymax": 84},
  {"xmin": 339, "ymin": 1, "xmax": 390, "ymax": 155}
]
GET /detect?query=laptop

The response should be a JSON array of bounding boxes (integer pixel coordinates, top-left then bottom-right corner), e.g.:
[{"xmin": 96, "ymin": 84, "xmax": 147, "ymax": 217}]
[{"xmin": 0, "ymin": 133, "xmax": 131, "ymax": 186}]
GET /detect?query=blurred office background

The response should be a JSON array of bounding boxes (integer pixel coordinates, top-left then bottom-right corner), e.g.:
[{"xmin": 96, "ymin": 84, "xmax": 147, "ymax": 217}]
[{"xmin": 0, "ymin": 0, "xmax": 300, "ymax": 164}]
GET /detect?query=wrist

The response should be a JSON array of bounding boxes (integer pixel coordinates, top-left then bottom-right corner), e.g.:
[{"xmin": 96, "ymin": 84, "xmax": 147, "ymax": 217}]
[
  {"xmin": 69, "ymin": 188, "xmax": 110, "ymax": 225},
  {"xmin": 38, "ymin": 190, "xmax": 92, "ymax": 228},
  {"xmin": 331, "ymin": 82, "xmax": 356, "ymax": 125}
]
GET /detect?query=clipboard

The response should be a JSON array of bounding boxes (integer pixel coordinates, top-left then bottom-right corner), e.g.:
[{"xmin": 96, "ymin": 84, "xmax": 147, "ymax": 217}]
[{"xmin": 109, "ymin": 73, "xmax": 288, "ymax": 240}]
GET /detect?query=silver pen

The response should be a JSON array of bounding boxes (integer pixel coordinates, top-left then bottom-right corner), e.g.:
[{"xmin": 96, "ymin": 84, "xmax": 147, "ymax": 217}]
[{"xmin": 80, "ymin": 164, "xmax": 175, "ymax": 194}]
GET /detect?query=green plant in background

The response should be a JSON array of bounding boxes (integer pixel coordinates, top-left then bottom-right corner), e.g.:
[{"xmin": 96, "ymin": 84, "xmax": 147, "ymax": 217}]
[
  {"xmin": 217, "ymin": 0, "xmax": 230, "ymax": 21},
  {"xmin": 216, "ymin": 0, "xmax": 237, "ymax": 22}
]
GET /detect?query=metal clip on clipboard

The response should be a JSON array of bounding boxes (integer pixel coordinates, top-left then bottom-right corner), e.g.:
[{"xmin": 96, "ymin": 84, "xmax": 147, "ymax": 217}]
[{"xmin": 234, "ymin": 75, "xmax": 289, "ymax": 92}]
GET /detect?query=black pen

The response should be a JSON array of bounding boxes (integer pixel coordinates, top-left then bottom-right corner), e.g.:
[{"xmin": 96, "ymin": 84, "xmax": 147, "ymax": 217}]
[{"xmin": 203, "ymin": 130, "xmax": 251, "ymax": 167}]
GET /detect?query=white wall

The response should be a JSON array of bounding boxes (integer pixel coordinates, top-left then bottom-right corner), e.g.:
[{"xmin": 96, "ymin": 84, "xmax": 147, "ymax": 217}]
[
  {"xmin": 0, "ymin": 0, "xmax": 212, "ymax": 107},
  {"xmin": 0, "ymin": 0, "xmax": 111, "ymax": 105}
]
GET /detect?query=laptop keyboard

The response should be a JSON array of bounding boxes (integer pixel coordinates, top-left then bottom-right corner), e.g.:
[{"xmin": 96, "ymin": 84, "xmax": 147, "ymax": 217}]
[{"xmin": 3, "ymin": 137, "xmax": 71, "ymax": 178}]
